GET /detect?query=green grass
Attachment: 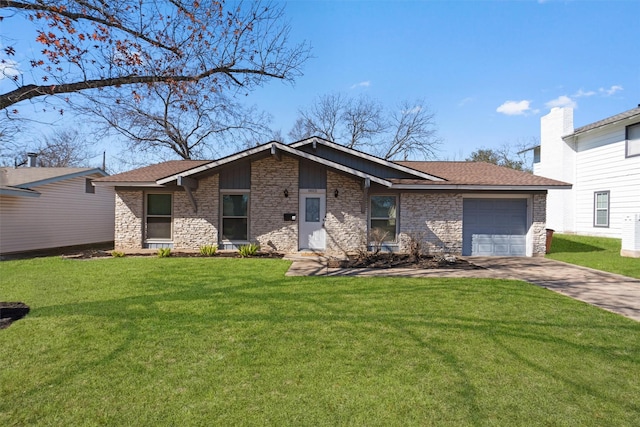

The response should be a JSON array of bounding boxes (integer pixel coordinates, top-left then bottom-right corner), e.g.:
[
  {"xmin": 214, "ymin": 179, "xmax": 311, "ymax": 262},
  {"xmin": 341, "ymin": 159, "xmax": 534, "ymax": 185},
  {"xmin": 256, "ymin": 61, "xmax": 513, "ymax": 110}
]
[
  {"xmin": 547, "ymin": 233, "xmax": 640, "ymax": 279},
  {"xmin": 1, "ymin": 257, "xmax": 640, "ymax": 426}
]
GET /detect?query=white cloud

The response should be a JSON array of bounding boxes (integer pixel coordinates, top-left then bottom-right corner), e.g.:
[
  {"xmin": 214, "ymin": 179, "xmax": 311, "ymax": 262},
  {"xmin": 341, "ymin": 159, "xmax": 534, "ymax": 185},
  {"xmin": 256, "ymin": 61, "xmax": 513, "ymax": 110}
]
[
  {"xmin": 573, "ymin": 89, "xmax": 596, "ymax": 98},
  {"xmin": 458, "ymin": 97, "xmax": 474, "ymax": 107},
  {"xmin": 600, "ymin": 85, "xmax": 623, "ymax": 96},
  {"xmin": 545, "ymin": 95, "xmax": 577, "ymax": 109},
  {"xmin": 350, "ymin": 81, "xmax": 371, "ymax": 89},
  {"xmin": 0, "ymin": 59, "xmax": 21, "ymax": 80},
  {"xmin": 496, "ymin": 100, "xmax": 533, "ymax": 116}
]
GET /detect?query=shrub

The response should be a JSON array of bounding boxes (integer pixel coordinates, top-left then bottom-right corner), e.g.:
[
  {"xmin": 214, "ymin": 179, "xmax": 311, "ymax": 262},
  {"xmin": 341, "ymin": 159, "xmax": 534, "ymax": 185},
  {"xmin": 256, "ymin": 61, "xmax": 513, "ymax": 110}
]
[
  {"xmin": 199, "ymin": 244, "xmax": 218, "ymax": 257},
  {"xmin": 111, "ymin": 250, "xmax": 125, "ymax": 258},
  {"xmin": 238, "ymin": 243, "xmax": 259, "ymax": 258},
  {"xmin": 157, "ymin": 248, "xmax": 172, "ymax": 258}
]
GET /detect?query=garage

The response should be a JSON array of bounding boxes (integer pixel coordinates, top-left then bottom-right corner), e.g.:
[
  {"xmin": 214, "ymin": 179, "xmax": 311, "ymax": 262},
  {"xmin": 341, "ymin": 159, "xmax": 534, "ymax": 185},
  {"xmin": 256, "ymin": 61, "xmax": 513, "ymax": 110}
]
[{"xmin": 462, "ymin": 198, "xmax": 528, "ymax": 256}]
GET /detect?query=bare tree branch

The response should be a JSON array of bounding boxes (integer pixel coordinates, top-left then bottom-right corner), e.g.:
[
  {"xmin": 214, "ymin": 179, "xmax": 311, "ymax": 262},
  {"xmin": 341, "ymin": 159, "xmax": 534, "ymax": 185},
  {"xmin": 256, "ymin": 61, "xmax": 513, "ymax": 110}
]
[
  {"xmin": 1, "ymin": 0, "xmax": 310, "ymax": 111},
  {"xmin": 291, "ymin": 94, "xmax": 441, "ymax": 160}
]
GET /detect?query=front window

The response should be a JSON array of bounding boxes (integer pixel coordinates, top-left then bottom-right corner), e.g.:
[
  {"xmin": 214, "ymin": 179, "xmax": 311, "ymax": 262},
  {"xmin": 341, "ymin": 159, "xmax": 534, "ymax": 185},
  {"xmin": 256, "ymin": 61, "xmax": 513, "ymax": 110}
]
[
  {"xmin": 626, "ymin": 123, "xmax": 640, "ymax": 158},
  {"xmin": 146, "ymin": 193, "xmax": 172, "ymax": 240},
  {"xmin": 594, "ymin": 191, "xmax": 610, "ymax": 228},
  {"xmin": 370, "ymin": 195, "xmax": 397, "ymax": 242},
  {"xmin": 222, "ymin": 193, "xmax": 249, "ymax": 241}
]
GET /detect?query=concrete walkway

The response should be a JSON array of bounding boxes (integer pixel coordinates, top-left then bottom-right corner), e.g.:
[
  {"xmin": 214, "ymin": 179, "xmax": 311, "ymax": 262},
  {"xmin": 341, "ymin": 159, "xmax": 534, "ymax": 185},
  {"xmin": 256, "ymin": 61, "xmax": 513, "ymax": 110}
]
[{"xmin": 284, "ymin": 255, "xmax": 640, "ymax": 322}]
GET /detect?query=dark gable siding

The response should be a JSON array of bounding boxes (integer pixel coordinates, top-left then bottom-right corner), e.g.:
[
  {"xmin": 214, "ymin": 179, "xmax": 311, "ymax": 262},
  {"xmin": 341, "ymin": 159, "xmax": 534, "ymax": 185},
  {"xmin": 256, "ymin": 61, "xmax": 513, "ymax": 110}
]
[
  {"xmin": 299, "ymin": 158, "xmax": 327, "ymax": 189},
  {"xmin": 297, "ymin": 145, "xmax": 416, "ymax": 179},
  {"xmin": 219, "ymin": 161, "xmax": 250, "ymax": 189}
]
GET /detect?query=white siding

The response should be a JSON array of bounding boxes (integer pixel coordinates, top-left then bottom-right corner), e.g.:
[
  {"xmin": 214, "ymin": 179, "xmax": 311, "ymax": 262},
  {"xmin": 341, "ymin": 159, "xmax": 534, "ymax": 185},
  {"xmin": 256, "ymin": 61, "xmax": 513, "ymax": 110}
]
[
  {"xmin": 537, "ymin": 108, "xmax": 575, "ymax": 233},
  {"xmin": 573, "ymin": 126, "xmax": 640, "ymax": 238},
  {"xmin": 0, "ymin": 175, "xmax": 115, "ymax": 254},
  {"xmin": 537, "ymin": 108, "xmax": 640, "ymax": 239}
]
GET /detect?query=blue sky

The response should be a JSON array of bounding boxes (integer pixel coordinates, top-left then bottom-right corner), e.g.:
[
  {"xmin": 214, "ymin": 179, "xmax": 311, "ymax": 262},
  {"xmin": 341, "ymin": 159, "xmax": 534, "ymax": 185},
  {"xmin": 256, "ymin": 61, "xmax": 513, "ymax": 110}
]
[
  {"xmin": 2, "ymin": 0, "xmax": 639, "ymax": 166},
  {"xmin": 247, "ymin": 0, "xmax": 640, "ymax": 159}
]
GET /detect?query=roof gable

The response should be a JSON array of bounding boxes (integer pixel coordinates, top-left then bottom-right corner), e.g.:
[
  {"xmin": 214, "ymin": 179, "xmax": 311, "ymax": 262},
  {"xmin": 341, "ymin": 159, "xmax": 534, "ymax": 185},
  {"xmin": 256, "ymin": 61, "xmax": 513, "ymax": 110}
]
[
  {"xmin": 290, "ymin": 137, "xmax": 445, "ymax": 181},
  {"xmin": 156, "ymin": 141, "xmax": 394, "ymax": 187}
]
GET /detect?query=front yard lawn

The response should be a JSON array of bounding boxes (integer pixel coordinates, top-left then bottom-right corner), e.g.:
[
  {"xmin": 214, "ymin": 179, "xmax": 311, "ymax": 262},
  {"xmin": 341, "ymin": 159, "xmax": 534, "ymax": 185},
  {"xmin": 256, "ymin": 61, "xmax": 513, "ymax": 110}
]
[
  {"xmin": 547, "ymin": 233, "xmax": 640, "ymax": 279},
  {"xmin": 1, "ymin": 257, "xmax": 639, "ymax": 426}
]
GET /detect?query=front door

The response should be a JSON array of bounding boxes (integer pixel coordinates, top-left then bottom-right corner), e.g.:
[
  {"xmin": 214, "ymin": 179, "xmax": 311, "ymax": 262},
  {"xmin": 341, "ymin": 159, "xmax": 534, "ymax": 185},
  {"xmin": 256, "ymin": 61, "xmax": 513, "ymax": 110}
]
[{"xmin": 299, "ymin": 190, "xmax": 326, "ymax": 251}]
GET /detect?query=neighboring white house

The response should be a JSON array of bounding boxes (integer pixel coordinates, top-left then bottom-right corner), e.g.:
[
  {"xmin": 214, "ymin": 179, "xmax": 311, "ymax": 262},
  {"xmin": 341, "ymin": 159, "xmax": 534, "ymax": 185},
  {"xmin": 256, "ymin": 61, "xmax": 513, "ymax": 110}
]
[
  {"xmin": 533, "ymin": 106, "xmax": 640, "ymax": 245},
  {"xmin": 0, "ymin": 161, "xmax": 115, "ymax": 255}
]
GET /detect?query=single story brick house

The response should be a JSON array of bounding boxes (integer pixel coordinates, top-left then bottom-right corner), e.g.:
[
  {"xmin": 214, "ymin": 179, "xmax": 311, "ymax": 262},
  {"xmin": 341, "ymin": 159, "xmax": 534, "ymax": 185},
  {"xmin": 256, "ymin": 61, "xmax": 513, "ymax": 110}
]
[{"xmin": 94, "ymin": 137, "xmax": 570, "ymax": 257}]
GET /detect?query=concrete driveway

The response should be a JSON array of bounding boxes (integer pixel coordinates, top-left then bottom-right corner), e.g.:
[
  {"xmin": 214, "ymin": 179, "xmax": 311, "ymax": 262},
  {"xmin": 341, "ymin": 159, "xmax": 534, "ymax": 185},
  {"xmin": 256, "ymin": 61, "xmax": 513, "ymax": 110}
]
[{"xmin": 285, "ymin": 255, "xmax": 640, "ymax": 322}]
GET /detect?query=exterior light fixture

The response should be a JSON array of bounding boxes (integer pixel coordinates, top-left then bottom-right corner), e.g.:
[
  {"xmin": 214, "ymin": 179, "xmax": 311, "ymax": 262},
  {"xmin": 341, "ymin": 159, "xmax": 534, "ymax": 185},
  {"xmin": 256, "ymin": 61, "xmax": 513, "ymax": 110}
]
[
  {"xmin": 284, "ymin": 189, "xmax": 289, "ymax": 198},
  {"xmin": 334, "ymin": 189, "xmax": 339, "ymax": 198}
]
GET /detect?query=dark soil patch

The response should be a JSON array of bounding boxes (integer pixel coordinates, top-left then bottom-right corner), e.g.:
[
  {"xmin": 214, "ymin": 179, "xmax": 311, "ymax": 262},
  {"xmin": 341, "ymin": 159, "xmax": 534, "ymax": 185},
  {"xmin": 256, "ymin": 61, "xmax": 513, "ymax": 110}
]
[
  {"xmin": 61, "ymin": 250, "xmax": 284, "ymax": 259},
  {"xmin": 0, "ymin": 302, "xmax": 30, "ymax": 330},
  {"xmin": 327, "ymin": 253, "xmax": 484, "ymax": 270}
]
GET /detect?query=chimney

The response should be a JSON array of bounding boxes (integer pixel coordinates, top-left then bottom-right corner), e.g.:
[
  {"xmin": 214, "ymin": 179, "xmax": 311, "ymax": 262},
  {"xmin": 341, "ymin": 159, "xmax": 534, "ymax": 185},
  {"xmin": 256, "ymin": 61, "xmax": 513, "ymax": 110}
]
[{"xmin": 27, "ymin": 152, "xmax": 38, "ymax": 167}]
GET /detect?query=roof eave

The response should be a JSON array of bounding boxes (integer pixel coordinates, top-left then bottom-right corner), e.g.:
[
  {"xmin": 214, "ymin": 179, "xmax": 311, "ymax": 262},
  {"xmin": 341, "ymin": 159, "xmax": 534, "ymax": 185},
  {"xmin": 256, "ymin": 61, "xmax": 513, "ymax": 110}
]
[
  {"xmin": 15, "ymin": 168, "xmax": 109, "ymax": 189},
  {"xmin": 390, "ymin": 184, "xmax": 572, "ymax": 191},
  {"xmin": 0, "ymin": 187, "xmax": 41, "ymax": 197},
  {"xmin": 92, "ymin": 181, "xmax": 165, "ymax": 188},
  {"xmin": 563, "ymin": 111, "xmax": 640, "ymax": 140}
]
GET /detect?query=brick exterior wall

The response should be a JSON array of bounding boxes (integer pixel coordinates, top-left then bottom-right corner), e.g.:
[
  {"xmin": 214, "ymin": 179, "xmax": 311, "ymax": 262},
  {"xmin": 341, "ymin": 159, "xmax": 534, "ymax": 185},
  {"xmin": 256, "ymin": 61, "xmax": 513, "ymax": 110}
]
[
  {"xmin": 250, "ymin": 155, "xmax": 299, "ymax": 252},
  {"xmin": 532, "ymin": 193, "xmax": 547, "ymax": 256},
  {"xmin": 325, "ymin": 171, "xmax": 367, "ymax": 255},
  {"xmin": 112, "ymin": 164, "xmax": 548, "ymax": 257},
  {"xmin": 114, "ymin": 190, "xmax": 143, "ymax": 249},
  {"xmin": 398, "ymin": 193, "xmax": 464, "ymax": 255},
  {"xmin": 173, "ymin": 174, "xmax": 219, "ymax": 249}
]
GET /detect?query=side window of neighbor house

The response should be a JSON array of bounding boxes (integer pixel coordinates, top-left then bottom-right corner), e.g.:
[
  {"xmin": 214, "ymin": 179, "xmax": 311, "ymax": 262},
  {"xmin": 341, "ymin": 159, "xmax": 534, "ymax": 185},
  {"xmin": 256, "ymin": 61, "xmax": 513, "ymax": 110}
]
[
  {"xmin": 626, "ymin": 123, "xmax": 640, "ymax": 158},
  {"xmin": 370, "ymin": 195, "xmax": 397, "ymax": 242},
  {"xmin": 594, "ymin": 191, "xmax": 610, "ymax": 228},
  {"xmin": 222, "ymin": 193, "xmax": 249, "ymax": 241},
  {"xmin": 85, "ymin": 178, "xmax": 95, "ymax": 194},
  {"xmin": 146, "ymin": 194, "xmax": 172, "ymax": 240}
]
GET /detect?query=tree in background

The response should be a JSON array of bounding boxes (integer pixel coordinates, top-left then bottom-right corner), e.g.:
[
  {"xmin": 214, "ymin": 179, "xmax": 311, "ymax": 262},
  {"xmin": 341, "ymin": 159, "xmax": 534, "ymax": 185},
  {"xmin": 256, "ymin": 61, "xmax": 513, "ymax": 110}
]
[
  {"xmin": 86, "ymin": 84, "xmax": 272, "ymax": 160},
  {"xmin": 289, "ymin": 93, "xmax": 440, "ymax": 160},
  {"xmin": 7, "ymin": 128, "xmax": 97, "ymax": 167},
  {"xmin": 1, "ymin": 0, "xmax": 310, "ymax": 112},
  {"xmin": 466, "ymin": 139, "xmax": 536, "ymax": 173}
]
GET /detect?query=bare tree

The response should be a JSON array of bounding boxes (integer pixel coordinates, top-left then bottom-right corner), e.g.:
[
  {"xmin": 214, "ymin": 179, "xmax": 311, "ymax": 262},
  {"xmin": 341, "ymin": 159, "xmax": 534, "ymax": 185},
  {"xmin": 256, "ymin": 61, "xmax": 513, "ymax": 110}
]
[
  {"xmin": 86, "ymin": 84, "xmax": 272, "ymax": 160},
  {"xmin": 383, "ymin": 100, "xmax": 440, "ymax": 160},
  {"xmin": 289, "ymin": 93, "xmax": 440, "ymax": 160},
  {"xmin": 7, "ymin": 128, "xmax": 96, "ymax": 167},
  {"xmin": 0, "ymin": 0, "xmax": 310, "ymax": 112}
]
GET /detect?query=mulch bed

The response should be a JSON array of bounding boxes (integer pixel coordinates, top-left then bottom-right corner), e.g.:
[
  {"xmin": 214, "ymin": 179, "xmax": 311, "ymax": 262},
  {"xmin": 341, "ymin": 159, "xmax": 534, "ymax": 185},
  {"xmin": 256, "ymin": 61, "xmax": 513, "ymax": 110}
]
[
  {"xmin": 327, "ymin": 253, "xmax": 484, "ymax": 270},
  {"xmin": 0, "ymin": 302, "xmax": 30, "ymax": 330},
  {"xmin": 60, "ymin": 250, "xmax": 284, "ymax": 260}
]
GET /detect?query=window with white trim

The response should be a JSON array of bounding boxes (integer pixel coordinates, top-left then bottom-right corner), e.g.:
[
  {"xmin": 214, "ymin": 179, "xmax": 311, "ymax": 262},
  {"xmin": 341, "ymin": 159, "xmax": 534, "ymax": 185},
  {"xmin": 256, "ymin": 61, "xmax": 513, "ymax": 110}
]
[
  {"xmin": 626, "ymin": 123, "xmax": 640, "ymax": 158},
  {"xmin": 594, "ymin": 191, "xmax": 610, "ymax": 228},
  {"xmin": 146, "ymin": 193, "xmax": 172, "ymax": 240},
  {"xmin": 222, "ymin": 193, "xmax": 249, "ymax": 241},
  {"xmin": 370, "ymin": 195, "xmax": 397, "ymax": 242}
]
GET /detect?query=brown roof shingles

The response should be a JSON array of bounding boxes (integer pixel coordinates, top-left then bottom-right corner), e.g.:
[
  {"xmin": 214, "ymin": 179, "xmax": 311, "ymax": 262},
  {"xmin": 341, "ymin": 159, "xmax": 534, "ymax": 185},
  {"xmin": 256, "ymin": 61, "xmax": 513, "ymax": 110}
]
[
  {"xmin": 94, "ymin": 160, "xmax": 209, "ymax": 183},
  {"xmin": 98, "ymin": 158, "xmax": 569, "ymax": 188},
  {"xmin": 395, "ymin": 161, "xmax": 570, "ymax": 187}
]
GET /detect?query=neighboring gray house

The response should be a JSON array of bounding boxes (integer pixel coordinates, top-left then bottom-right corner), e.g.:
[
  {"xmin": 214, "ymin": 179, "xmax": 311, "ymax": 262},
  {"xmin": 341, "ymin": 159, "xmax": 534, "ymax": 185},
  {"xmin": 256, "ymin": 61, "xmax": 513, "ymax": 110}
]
[
  {"xmin": 0, "ymin": 162, "xmax": 115, "ymax": 255},
  {"xmin": 533, "ymin": 106, "xmax": 640, "ymax": 256},
  {"xmin": 94, "ymin": 137, "xmax": 569, "ymax": 257}
]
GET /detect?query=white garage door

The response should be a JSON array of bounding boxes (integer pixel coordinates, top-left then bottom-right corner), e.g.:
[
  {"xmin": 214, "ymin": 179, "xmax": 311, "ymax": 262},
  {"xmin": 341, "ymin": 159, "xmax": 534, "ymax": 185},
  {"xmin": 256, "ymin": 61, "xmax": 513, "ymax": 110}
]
[{"xmin": 462, "ymin": 199, "xmax": 527, "ymax": 256}]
